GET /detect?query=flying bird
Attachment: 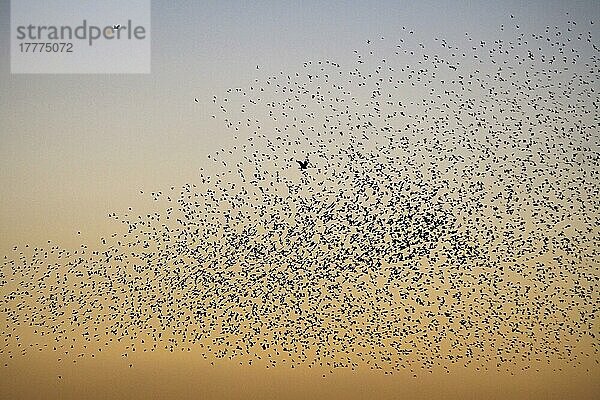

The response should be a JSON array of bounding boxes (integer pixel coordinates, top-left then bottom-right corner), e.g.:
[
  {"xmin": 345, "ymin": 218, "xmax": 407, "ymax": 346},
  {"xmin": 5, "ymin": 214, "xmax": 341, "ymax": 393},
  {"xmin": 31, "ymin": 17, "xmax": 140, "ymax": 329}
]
[{"xmin": 296, "ymin": 159, "xmax": 309, "ymax": 170}]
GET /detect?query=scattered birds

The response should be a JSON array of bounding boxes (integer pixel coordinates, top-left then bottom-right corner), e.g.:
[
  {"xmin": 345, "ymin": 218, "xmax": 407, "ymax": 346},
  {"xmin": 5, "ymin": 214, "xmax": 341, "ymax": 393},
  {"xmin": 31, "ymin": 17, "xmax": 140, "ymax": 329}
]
[{"xmin": 1, "ymin": 14, "xmax": 598, "ymax": 378}]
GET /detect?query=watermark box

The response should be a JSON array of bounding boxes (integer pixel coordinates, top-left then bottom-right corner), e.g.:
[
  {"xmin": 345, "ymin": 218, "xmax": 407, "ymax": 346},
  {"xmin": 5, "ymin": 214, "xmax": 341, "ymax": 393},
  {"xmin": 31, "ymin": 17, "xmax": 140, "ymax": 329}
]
[{"xmin": 11, "ymin": 0, "xmax": 151, "ymax": 74}]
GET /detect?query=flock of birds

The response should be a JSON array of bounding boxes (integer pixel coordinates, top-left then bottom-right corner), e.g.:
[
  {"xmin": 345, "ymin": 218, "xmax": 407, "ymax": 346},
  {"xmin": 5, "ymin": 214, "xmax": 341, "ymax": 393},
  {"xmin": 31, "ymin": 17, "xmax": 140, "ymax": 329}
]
[{"xmin": 1, "ymin": 14, "xmax": 598, "ymax": 378}]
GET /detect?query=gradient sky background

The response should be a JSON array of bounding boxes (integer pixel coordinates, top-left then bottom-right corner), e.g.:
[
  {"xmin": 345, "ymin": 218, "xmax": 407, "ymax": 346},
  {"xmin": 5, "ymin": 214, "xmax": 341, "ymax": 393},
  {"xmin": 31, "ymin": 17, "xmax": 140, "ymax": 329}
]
[
  {"xmin": 1, "ymin": 0, "xmax": 598, "ymax": 251},
  {"xmin": 0, "ymin": 1, "xmax": 599, "ymax": 399}
]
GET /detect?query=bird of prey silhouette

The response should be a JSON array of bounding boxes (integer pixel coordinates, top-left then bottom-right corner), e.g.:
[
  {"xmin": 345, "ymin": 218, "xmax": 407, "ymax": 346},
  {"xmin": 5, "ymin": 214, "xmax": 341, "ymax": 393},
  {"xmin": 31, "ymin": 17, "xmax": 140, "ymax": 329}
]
[{"xmin": 296, "ymin": 159, "xmax": 309, "ymax": 170}]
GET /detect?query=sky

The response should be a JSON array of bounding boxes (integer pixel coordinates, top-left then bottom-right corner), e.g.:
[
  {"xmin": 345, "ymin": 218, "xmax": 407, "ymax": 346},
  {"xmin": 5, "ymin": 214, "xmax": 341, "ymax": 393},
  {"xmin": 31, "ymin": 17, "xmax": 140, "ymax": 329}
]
[
  {"xmin": 1, "ymin": 0, "xmax": 597, "ymax": 250},
  {"xmin": 0, "ymin": 1, "xmax": 599, "ymax": 399}
]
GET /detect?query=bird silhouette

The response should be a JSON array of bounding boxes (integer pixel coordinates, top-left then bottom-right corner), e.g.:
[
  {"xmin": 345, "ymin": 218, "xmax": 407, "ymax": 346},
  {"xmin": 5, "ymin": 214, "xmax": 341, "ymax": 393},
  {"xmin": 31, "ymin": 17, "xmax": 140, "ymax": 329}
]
[{"xmin": 296, "ymin": 159, "xmax": 309, "ymax": 170}]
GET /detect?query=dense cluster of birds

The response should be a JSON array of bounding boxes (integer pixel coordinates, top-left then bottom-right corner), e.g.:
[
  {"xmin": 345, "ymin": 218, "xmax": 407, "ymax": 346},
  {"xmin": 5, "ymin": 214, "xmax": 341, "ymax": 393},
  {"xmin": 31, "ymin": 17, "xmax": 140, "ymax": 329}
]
[{"xmin": 1, "ymin": 14, "xmax": 598, "ymax": 377}]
